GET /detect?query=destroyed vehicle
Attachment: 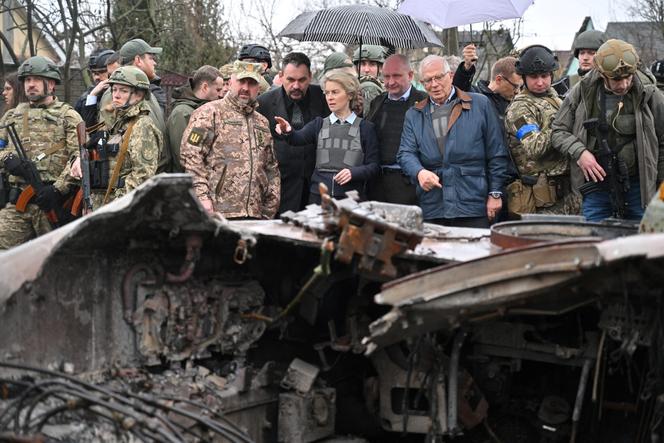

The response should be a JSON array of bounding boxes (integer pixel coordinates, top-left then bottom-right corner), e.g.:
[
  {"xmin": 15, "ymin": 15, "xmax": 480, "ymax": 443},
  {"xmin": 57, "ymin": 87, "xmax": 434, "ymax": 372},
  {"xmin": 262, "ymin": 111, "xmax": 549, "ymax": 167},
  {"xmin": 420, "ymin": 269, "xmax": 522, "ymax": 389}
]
[{"xmin": 1, "ymin": 174, "xmax": 663, "ymax": 443}]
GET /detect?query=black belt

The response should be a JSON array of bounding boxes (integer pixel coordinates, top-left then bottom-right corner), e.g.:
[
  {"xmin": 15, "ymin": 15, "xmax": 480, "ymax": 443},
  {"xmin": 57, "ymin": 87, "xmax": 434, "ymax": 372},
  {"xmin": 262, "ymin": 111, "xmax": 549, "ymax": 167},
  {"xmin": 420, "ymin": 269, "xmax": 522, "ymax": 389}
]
[{"xmin": 380, "ymin": 166, "xmax": 404, "ymax": 174}]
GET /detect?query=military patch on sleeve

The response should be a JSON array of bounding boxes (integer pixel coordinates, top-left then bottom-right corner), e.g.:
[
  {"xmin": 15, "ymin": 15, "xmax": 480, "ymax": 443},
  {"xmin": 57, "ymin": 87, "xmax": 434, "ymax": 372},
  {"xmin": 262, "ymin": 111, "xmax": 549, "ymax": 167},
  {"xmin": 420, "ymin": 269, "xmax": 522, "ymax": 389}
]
[
  {"xmin": 187, "ymin": 127, "xmax": 207, "ymax": 146},
  {"xmin": 514, "ymin": 116, "xmax": 540, "ymax": 141}
]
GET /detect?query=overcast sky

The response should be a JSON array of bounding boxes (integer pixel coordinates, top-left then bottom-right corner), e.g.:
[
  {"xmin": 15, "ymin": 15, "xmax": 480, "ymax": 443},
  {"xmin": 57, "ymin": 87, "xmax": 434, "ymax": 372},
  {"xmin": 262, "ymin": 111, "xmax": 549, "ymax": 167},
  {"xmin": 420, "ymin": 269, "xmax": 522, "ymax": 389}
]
[
  {"xmin": 259, "ymin": 0, "xmax": 635, "ymax": 52},
  {"xmin": 513, "ymin": 0, "xmax": 633, "ymax": 50}
]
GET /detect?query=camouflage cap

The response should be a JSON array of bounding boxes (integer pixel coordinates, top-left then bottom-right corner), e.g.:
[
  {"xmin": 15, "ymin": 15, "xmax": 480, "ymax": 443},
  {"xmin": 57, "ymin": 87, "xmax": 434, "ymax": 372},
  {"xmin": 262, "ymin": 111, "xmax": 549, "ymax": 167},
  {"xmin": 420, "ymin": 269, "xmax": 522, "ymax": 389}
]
[
  {"xmin": 218, "ymin": 63, "xmax": 234, "ymax": 80},
  {"xmin": 232, "ymin": 61, "xmax": 263, "ymax": 83},
  {"xmin": 119, "ymin": 38, "xmax": 163, "ymax": 61}
]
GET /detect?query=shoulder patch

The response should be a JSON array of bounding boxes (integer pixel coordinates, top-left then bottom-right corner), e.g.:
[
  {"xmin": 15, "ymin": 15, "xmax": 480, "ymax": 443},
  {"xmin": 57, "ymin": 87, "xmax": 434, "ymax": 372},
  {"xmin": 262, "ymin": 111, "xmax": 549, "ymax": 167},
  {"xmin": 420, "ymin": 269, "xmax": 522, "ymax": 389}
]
[
  {"xmin": 515, "ymin": 114, "xmax": 540, "ymax": 141},
  {"xmin": 187, "ymin": 127, "xmax": 207, "ymax": 146}
]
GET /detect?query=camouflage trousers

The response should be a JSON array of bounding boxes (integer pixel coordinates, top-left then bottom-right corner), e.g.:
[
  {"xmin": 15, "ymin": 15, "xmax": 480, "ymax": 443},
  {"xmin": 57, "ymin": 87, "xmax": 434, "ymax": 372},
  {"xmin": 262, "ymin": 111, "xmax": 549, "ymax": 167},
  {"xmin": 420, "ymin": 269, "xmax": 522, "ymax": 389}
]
[
  {"xmin": 537, "ymin": 191, "xmax": 582, "ymax": 216},
  {"xmin": 0, "ymin": 203, "xmax": 52, "ymax": 250}
]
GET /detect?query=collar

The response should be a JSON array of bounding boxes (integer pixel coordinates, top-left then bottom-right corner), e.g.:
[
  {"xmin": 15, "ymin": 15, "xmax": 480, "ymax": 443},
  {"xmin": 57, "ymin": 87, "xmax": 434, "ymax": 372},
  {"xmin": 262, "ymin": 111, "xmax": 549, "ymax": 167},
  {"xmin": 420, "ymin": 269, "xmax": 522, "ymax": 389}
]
[
  {"xmin": 415, "ymin": 88, "xmax": 472, "ymax": 112},
  {"xmin": 330, "ymin": 111, "xmax": 357, "ymax": 125},
  {"xmin": 388, "ymin": 86, "xmax": 412, "ymax": 101}
]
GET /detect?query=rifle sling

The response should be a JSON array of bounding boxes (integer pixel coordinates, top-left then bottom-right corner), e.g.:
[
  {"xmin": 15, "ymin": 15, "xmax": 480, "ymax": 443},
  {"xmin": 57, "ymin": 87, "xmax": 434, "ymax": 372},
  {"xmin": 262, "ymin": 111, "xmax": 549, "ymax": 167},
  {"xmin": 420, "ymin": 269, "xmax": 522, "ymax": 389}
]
[{"xmin": 103, "ymin": 119, "xmax": 137, "ymax": 205}]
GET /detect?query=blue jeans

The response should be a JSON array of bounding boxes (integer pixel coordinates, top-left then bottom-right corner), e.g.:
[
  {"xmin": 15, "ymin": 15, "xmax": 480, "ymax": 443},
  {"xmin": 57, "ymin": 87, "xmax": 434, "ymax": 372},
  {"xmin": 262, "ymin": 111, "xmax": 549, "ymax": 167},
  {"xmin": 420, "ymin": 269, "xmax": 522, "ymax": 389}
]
[{"xmin": 582, "ymin": 177, "xmax": 644, "ymax": 221}]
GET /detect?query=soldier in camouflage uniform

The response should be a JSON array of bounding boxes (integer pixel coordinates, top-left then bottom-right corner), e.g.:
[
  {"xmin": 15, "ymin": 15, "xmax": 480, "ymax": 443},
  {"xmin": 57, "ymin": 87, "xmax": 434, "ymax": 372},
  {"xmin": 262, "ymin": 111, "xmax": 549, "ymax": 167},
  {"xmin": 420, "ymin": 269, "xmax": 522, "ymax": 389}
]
[
  {"xmin": 505, "ymin": 45, "xmax": 580, "ymax": 216},
  {"xmin": 62, "ymin": 66, "xmax": 161, "ymax": 210},
  {"xmin": 0, "ymin": 56, "xmax": 82, "ymax": 250},
  {"xmin": 353, "ymin": 45, "xmax": 386, "ymax": 113},
  {"xmin": 180, "ymin": 61, "xmax": 280, "ymax": 219}
]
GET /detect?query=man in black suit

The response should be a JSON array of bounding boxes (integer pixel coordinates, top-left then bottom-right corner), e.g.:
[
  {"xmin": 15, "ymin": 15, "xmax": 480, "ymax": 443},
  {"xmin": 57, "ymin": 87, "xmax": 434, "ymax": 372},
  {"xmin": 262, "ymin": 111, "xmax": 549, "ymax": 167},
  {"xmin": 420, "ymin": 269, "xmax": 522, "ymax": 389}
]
[
  {"xmin": 365, "ymin": 54, "xmax": 427, "ymax": 204},
  {"xmin": 257, "ymin": 52, "xmax": 329, "ymax": 214}
]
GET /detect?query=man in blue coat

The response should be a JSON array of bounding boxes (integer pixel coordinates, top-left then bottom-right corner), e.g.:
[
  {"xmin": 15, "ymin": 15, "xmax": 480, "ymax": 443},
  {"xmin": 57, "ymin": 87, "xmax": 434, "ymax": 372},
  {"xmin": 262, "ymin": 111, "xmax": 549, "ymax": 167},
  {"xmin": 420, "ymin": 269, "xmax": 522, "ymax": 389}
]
[{"xmin": 397, "ymin": 55, "xmax": 510, "ymax": 228}]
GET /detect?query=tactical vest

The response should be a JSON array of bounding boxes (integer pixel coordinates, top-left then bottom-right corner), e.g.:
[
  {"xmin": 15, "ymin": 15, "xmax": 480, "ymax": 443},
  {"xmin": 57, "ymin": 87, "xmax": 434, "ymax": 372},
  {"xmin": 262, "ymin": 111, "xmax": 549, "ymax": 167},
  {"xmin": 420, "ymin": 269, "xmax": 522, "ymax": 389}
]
[
  {"xmin": 5, "ymin": 101, "xmax": 70, "ymax": 184},
  {"xmin": 316, "ymin": 117, "xmax": 364, "ymax": 171},
  {"xmin": 373, "ymin": 98, "xmax": 411, "ymax": 164},
  {"xmin": 431, "ymin": 100, "xmax": 456, "ymax": 156},
  {"xmin": 603, "ymin": 93, "xmax": 637, "ymax": 176}
]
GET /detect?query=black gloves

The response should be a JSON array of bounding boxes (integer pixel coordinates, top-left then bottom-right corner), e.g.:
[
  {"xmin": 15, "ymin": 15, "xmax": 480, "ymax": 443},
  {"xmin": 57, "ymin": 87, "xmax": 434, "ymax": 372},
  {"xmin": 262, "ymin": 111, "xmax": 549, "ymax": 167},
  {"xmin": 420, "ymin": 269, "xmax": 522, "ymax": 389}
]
[
  {"xmin": 35, "ymin": 185, "xmax": 61, "ymax": 211},
  {"xmin": 4, "ymin": 154, "xmax": 28, "ymax": 179}
]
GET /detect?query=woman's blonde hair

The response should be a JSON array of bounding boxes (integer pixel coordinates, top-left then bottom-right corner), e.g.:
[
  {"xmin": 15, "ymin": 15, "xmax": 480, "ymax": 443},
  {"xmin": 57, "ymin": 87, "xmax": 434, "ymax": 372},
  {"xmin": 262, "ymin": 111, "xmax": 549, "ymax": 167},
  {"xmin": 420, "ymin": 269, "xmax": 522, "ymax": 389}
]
[{"xmin": 321, "ymin": 70, "xmax": 361, "ymax": 110}]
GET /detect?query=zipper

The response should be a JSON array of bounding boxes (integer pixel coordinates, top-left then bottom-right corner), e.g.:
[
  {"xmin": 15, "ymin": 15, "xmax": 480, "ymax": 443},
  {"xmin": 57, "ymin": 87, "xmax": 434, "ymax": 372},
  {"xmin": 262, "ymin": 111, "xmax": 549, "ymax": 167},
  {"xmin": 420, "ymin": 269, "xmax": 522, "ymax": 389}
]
[
  {"xmin": 245, "ymin": 115, "xmax": 254, "ymax": 215},
  {"xmin": 215, "ymin": 164, "xmax": 227, "ymax": 198}
]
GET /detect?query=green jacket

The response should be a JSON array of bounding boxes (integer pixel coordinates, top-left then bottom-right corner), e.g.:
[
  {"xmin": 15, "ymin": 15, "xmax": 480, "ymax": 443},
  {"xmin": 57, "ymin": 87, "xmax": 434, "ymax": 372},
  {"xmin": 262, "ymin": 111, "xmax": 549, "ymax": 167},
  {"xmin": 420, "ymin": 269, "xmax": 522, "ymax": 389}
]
[
  {"xmin": 164, "ymin": 85, "xmax": 209, "ymax": 172},
  {"xmin": 552, "ymin": 69, "xmax": 664, "ymax": 207}
]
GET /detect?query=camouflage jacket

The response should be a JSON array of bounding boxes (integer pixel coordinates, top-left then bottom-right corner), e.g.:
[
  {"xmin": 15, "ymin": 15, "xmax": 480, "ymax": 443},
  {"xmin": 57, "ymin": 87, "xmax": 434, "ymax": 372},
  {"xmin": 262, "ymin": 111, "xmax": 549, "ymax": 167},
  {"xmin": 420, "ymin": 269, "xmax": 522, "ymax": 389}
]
[
  {"xmin": 0, "ymin": 99, "xmax": 82, "ymax": 193},
  {"xmin": 180, "ymin": 94, "xmax": 280, "ymax": 219},
  {"xmin": 56, "ymin": 100, "xmax": 161, "ymax": 207},
  {"xmin": 505, "ymin": 87, "xmax": 568, "ymax": 177}
]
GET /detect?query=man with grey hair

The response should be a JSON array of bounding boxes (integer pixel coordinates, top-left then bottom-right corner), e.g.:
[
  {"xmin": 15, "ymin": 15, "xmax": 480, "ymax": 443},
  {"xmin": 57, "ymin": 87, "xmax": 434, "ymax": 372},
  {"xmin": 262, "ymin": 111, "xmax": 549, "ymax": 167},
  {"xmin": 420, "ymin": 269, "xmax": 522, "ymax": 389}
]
[
  {"xmin": 397, "ymin": 55, "xmax": 510, "ymax": 227},
  {"xmin": 365, "ymin": 54, "xmax": 427, "ymax": 204}
]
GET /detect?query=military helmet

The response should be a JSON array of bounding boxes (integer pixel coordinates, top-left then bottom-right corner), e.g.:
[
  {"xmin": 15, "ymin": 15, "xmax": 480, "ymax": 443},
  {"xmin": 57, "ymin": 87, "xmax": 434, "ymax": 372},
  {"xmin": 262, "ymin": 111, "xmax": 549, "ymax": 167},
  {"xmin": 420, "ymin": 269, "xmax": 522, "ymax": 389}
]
[
  {"xmin": 108, "ymin": 66, "xmax": 150, "ymax": 94},
  {"xmin": 651, "ymin": 60, "xmax": 664, "ymax": 83},
  {"xmin": 323, "ymin": 52, "xmax": 354, "ymax": 74},
  {"xmin": 17, "ymin": 56, "xmax": 61, "ymax": 84},
  {"xmin": 353, "ymin": 45, "xmax": 386, "ymax": 64},
  {"xmin": 572, "ymin": 30, "xmax": 606, "ymax": 58},
  {"xmin": 238, "ymin": 44, "xmax": 272, "ymax": 69},
  {"xmin": 515, "ymin": 45, "xmax": 559, "ymax": 75},
  {"xmin": 594, "ymin": 39, "xmax": 639, "ymax": 79},
  {"xmin": 88, "ymin": 49, "xmax": 115, "ymax": 71}
]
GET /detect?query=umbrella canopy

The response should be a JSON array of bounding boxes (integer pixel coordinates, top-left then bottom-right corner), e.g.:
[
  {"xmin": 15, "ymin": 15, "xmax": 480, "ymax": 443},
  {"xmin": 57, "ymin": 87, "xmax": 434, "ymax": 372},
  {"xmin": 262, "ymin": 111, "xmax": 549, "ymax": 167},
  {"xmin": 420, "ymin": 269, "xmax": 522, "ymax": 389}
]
[
  {"xmin": 399, "ymin": 0, "xmax": 534, "ymax": 29},
  {"xmin": 278, "ymin": 4, "xmax": 442, "ymax": 49}
]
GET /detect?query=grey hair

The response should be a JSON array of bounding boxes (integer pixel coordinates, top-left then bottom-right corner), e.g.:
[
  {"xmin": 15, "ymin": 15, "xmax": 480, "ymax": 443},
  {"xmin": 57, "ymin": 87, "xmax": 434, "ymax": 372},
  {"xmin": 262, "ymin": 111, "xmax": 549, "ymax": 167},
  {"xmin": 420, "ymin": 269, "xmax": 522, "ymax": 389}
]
[
  {"xmin": 444, "ymin": 55, "xmax": 462, "ymax": 73},
  {"xmin": 419, "ymin": 55, "xmax": 450, "ymax": 78}
]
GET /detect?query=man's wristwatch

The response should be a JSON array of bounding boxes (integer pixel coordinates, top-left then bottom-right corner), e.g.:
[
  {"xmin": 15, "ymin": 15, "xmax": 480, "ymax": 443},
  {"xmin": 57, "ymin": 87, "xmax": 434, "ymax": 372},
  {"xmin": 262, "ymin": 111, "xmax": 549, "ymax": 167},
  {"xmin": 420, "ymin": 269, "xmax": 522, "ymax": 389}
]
[{"xmin": 489, "ymin": 191, "xmax": 503, "ymax": 199}]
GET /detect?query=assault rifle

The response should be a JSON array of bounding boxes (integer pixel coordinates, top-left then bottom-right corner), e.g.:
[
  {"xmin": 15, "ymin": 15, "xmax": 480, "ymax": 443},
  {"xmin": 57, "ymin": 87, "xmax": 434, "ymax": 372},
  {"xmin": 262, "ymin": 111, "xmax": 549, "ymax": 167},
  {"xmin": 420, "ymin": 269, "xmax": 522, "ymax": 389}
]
[
  {"xmin": 581, "ymin": 117, "xmax": 629, "ymax": 218},
  {"xmin": 71, "ymin": 121, "xmax": 93, "ymax": 215},
  {"xmin": 0, "ymin": 122, "xmax": 64, "ymax": 228}
]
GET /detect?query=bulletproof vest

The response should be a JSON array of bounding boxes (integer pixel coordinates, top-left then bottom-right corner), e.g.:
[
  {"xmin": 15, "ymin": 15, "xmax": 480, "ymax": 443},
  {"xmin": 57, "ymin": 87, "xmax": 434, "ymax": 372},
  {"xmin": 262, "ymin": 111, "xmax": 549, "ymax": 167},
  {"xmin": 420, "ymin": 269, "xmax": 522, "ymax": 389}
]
[
  {"xmin": 431, "ymin": 100, "xmax": 456, "ymax": 156},
  {"xmin": 316, "ymin": 117, "xmax": 363, "ymax": 171},
  {"xmin": 6, "ymin": 102, "xmax": 69, "ymax": 184},
  {"xmin": 87, "ymin": 131, "xmax": 124, "ymax": 190},
  {"xmin": 600, "ymin": 92, "xmax": 637, "ymax": 176},
  {"xmin": 373, "ymin": 98, "xmax": 411, "ymax": 164}
]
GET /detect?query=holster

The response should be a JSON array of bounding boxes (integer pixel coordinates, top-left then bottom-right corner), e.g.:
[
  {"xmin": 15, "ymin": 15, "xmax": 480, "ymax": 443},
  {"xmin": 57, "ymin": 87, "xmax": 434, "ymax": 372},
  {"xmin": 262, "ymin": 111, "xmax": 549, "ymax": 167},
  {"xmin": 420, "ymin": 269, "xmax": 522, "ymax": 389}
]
[
  {"xmin": 532, "ymin": 173, "xmax": 558, "ymax": 208},
  {"xmin": 506, "ymin": 179, "xmax": 536, "ymax": 216}
]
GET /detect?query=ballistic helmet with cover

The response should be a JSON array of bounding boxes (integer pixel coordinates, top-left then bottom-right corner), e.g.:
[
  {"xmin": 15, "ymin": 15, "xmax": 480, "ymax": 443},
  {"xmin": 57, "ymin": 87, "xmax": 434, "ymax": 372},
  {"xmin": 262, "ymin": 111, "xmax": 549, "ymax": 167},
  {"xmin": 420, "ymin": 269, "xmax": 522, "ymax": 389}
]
[
  {"xmin": 88, "ymin": 49, "xmax": 115, "ymax": 71},
  {"xmin": 573, "ymin": 30, "xmax": 606, "ymax": 58},
  {"xmin": 515, "ymin": 45, "xmax": 559, "ymax": 75},
  {"xmin": 218, "ymin": 63, "xmax": 234, "ymax": 81},
  {"xmin": 17, "ymin": 56, "xmax": 61, "ymax": 84},
  {"xmin": 323, "ymin": 52, "xmax": 354, "ymax": 74},
  {"xmin": 108, "ymin": 66, "xmax": 151, "ymax": 98},
  {"xmin": 353, "ymin": 45, "xmax": 386, "ymax": 64},
  {"xmin": 651, "ymin": 60, "xmax": 664, "ymax": 83},
  {"xmin": 238, "ymin": 44, "xmax": 272, "ymax": 69},
  {"xmin": 594, "ymin": 39, "xmax": 639, "ymax": 79}
]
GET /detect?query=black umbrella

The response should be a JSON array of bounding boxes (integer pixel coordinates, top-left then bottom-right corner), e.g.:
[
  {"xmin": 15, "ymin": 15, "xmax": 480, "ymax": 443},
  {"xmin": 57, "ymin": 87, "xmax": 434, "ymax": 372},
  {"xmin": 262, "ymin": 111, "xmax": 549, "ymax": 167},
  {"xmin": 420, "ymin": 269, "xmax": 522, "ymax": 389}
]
[{"xmin": 278, "ymin": 4, "xmax": 443, "ymax": 49}]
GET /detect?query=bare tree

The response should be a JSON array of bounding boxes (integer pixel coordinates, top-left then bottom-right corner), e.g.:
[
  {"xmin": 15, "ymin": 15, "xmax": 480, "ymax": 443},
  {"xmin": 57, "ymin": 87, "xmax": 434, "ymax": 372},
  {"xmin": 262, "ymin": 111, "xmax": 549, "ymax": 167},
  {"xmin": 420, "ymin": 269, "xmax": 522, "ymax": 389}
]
[{"xmin": 629, "ymin": 0, "xmax": 664, "ymax": 38}]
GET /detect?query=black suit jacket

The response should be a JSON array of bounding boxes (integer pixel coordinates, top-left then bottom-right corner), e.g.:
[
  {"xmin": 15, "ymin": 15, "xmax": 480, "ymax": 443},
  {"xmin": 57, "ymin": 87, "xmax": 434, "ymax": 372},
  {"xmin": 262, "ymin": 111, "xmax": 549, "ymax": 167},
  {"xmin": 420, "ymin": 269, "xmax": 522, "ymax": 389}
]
[{"xmin": 257, "ymin": 85, "xmax": 329, "ymax": 213}]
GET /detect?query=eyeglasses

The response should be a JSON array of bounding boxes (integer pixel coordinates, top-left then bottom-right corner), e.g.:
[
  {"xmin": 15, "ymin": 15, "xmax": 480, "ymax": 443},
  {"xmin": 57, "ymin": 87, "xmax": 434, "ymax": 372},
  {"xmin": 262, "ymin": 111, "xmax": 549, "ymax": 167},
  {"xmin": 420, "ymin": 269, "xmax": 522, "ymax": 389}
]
[
  {"xmin": 421, "ymin": 72, "xmax": 448, "ymax": 87},
  {"xmin": 499, "ymin": 74, "xmax": 522, "ymax": 91}
]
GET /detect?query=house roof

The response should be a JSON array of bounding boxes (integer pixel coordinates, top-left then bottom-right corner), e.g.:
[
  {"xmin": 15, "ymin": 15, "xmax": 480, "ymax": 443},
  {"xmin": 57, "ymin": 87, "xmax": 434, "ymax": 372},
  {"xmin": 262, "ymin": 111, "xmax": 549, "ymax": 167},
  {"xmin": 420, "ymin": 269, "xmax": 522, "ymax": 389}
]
[{"xmin": 605, "ymin": 21, "xmax": 664, "ymax": 65}]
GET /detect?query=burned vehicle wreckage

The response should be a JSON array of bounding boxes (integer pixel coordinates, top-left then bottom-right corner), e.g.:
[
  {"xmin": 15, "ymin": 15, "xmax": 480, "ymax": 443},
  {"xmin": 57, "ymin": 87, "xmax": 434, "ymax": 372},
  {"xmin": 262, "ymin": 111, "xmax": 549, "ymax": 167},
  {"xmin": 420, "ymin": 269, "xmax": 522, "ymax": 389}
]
[{"xmin": 1, "ymin": 174, "xmax": 664, "ymax": 443}]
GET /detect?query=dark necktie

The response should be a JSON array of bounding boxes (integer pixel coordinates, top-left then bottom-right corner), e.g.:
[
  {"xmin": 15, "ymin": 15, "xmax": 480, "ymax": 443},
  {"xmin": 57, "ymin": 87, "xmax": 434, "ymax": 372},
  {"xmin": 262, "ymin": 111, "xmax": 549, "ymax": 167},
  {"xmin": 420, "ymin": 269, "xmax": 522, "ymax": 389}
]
[{"xmin": 291, "ymin": 103, "xmax": 304, "ymax": 129}]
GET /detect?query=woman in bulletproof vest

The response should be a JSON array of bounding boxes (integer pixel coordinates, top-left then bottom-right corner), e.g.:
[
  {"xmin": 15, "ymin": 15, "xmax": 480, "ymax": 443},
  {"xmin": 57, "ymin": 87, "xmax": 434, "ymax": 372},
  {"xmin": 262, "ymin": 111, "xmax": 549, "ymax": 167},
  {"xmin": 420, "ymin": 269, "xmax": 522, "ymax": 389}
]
[
  {"xmin": 65, "ymin": 66, "xmax": 162, "ymax": 212},
  {"xmin": 274, "ymin": 70, "xmax": 379, "ymax": 204}
]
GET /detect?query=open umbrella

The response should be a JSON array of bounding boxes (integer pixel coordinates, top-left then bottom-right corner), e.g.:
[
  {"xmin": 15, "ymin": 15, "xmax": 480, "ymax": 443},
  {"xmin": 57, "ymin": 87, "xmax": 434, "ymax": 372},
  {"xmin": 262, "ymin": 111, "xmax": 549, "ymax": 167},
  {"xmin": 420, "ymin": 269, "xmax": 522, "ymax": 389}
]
[
  {"xmin": 398, "ymin": 0, "xmax": 534, "ymax": 29},
  {"xmin": 278, "ymin": 4, "xmax": 443, "ymax": 49}
]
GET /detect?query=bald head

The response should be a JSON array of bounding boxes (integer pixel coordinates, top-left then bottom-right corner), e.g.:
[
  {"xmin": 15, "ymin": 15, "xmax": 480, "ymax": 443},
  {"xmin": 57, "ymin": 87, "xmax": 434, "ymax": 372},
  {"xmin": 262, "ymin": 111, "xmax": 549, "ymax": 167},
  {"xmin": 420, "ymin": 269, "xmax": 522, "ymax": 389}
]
[{"xmin": 383, "ymin": 54, "xmax": 414, "ymax": 99}]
